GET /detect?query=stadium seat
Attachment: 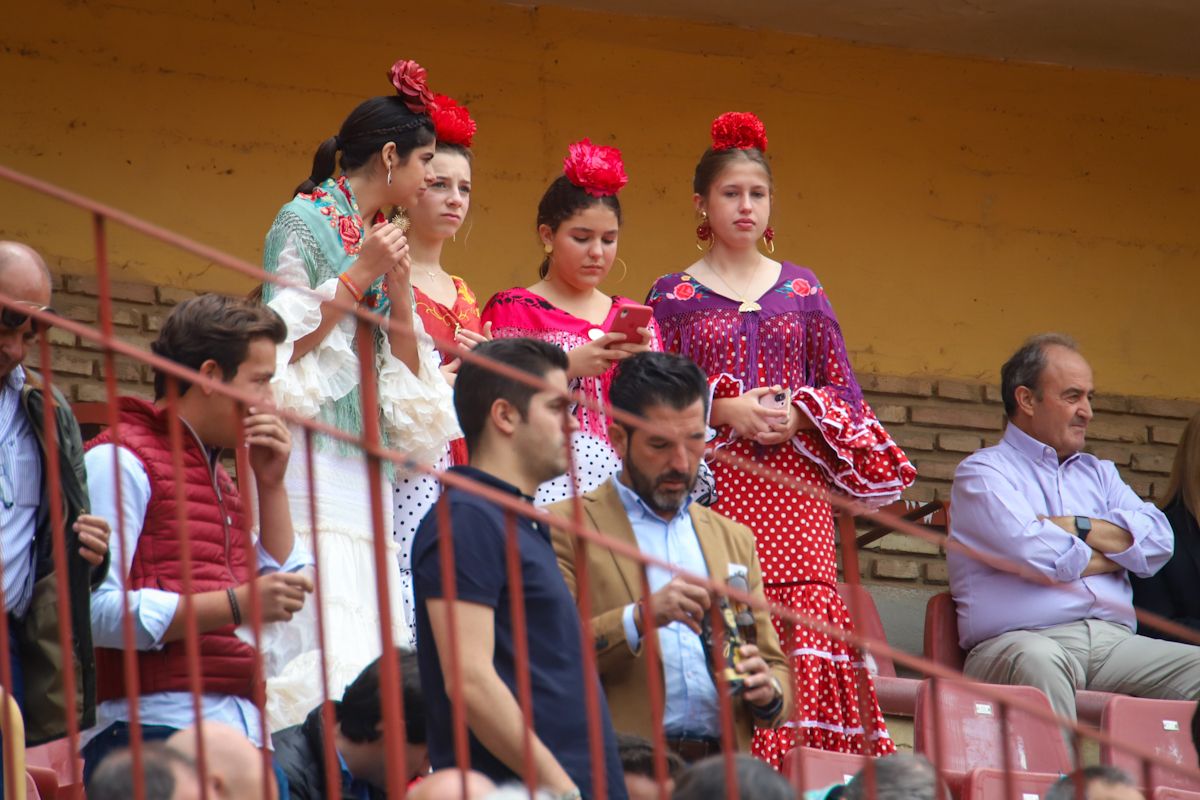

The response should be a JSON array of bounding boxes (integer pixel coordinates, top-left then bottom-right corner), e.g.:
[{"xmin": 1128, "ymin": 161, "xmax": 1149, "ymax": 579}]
[
  {"xmin": 784, "ymin": 745, "xmax": 871, "ymax": 791},
  {"xmin": 1100, "ymin": 696, "xmax": 1200, "ymax": 792},
  {"xmin": 25, "ymin": 772, "xmax": 43, "ymax": 800},
  {"xmin": 913, "ymin": 678, "xmax": 1071, "ymax": 793},
  {"xmin": 837, "ymin": 582, "xmax": 920, "ymax": 716},
  {"xmin": 25, "ymin": 740, "xmax": 81, "ymax": 797},
  {"xmin": 961, "ymin": 768, "xmax": 1061, "ymax": 800},
  {"xmin": 27, "ymin": 766, "xmax": 58, "ymax": 799},
  {"xmin": 1154, "ymin": 788, "xmax": 1200, "ymax": 800},
  {"xmin": 922, "ymin": 591, "xmax": 1113, "ymax": 727}
]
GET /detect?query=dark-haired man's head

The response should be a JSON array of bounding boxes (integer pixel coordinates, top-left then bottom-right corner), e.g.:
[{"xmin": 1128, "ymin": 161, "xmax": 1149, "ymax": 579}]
[
  {"xmin": 453, "ymin": 338, "xmax": 575, "ymax": 493},
  {"xmin": 617, "ymin": 732, "xmax": 684, "ymax": 800},
  {"xmin": 150, "ymin": 293, "xmax": 286, "ymax": 449},
  {"xmin": 1045, "ymin": 766, "xmax": 1142, "ymax": 800},
  {"xmin": 671, "ymin": 753, "xmax": 792, "ymax": 800},
  {"xmin": 608, "ymin": 352, "xmax": 709, "ymax": 519},
  {"xmin": 1000, "ymin": 333, "xmax": 1094, "ymax": 461},
  {"xmin": 89, "ymin": 743, "xmax": 200, "ymax": 800},
  {"xmin": 335, "ymin": 648, "xmax": 429, "ymax": 786}
]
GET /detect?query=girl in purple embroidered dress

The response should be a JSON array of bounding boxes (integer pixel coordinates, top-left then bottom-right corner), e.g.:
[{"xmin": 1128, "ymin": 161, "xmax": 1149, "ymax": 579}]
[{"xmin": 647, "ymin": 113, "xmax": 916, "ymax": 766}]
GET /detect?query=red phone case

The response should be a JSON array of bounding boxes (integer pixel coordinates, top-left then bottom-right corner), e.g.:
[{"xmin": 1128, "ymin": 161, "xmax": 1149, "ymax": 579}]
[{"xmin": 606, "ymin": 304, "xmax": 653, "ymax": 345}]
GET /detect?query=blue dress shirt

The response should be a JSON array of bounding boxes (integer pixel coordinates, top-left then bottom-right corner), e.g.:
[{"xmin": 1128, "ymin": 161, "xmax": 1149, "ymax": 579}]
[
  {"xmin": 612, "ymin": 476, "xmax": 720, "ymax": 738},
  {"xmin": 0, "ymin": 366, "xmax": 40, "ymax": 618}
]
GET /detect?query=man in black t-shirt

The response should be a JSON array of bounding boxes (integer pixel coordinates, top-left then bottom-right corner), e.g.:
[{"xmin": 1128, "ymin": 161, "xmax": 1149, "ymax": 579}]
[{"xmin": 412, "ymin": 338, "xmax": 627, "ymax": 800}]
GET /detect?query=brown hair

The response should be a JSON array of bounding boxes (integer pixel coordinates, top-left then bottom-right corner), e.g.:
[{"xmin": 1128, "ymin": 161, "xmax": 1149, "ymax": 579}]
[
  {"xmin": 1162, "ymin": 411, "xmax": 1200, "ymax": 517},
  {"xmin": 151, "ymin": 293, "xmax": 286, "ymax": 400},
  {"xmin": 535, "ymin": 175, "xmax": 621, "ymax": 279},
  {"xmin": 692, "ymin": 147, "xmax": 773, "ymax": 197}
]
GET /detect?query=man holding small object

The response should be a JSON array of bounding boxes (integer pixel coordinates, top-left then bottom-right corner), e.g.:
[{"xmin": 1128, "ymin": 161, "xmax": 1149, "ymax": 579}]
[
  {"xmin": 83, "ymin": 294, "xmax": 314, "ymax": 781},
  {"xmin": 548, "ymin": 351, "xmax": 791, "ymax": 761}
]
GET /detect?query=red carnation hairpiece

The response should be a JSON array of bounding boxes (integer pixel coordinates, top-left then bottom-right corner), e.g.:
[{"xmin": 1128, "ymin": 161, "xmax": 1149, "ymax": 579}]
[
  {"xmin": 711, "ymin": 111, "xmax": 768, "ymax": 153},
  {"xmin": 562, "ymin": 138, "xmax": 628, "ymax": 198},
  {"xmin": 387, "ymin": 59, "xmax": 434, "ymax": 114},
  {"xmin": 429, "ymin": 94, "xmax": 477, "ymax": 148}
]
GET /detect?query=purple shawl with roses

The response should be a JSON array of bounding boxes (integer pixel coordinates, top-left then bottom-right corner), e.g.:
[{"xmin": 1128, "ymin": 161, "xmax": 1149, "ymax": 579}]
[{"xmin": 646, "ymin": 262, "xmax": 864, "ymax": 418}]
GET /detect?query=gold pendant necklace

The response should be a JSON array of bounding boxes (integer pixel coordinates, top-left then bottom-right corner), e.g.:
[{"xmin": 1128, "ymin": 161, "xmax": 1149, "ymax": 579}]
[{"xmin": 704, "ymin": 259, "xmax": 763, "ymax": 314}]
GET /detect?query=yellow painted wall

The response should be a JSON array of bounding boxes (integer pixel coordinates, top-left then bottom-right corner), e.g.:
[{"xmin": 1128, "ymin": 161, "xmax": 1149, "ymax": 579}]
[{"xmin": 2, "ymin": 0, "xmax": 1198, "ymax": 398}]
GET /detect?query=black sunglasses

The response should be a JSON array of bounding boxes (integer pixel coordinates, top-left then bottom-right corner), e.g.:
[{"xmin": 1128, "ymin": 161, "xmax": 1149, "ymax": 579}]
[{"xmin": 0, "ymin": 304, "xmax": 56, "ymax": 333}]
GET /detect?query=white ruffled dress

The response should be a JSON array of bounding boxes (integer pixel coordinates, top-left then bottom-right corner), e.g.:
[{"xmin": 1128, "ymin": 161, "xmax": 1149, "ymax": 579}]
[{"xmin": 264, "ymin": 236, "xmax": 459, "ymax": 730}]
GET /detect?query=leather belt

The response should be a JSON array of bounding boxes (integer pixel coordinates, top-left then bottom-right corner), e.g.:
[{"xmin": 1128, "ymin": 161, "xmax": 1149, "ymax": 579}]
[{"xmin": 666, "ymin": 736, "xmax": 722, "ymax": 763}]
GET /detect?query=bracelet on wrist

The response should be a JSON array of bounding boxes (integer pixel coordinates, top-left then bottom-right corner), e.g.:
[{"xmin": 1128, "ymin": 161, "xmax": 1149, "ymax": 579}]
[
  {"xmin": 226, "ymin": 587, "xmax": 242, "ymax": 626},
  {"xmin": 557, "ymin": 789, "xmax": 582, "ymax": 800},
  {"xmin": 338, "ymin": 271, "xmax": 366, "ymax": 304}
]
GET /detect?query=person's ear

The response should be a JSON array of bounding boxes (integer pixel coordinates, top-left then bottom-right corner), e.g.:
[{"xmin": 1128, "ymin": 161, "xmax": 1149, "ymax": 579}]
[
  {"xmin": 1014, "ymin": 385, "xmax": 1037, "ymax": 416},
  {"xmin": 608, "ymin": 423, "xmax": 629, "ymax": 462},
  {"xmin": 692, "ymin": 193, "xmax": 706, "ymax": 215},
  {"xmin": 196, "ymin": 359, "xmax": 222, "ymax": 396},
  {"xmin": 490, "ymin": 398, "xmax": 520, "ymax": 436},
  {"xmin": 380, "ymin": 141, "xmax": 398, "ymax": 173},
  {"xmin": 537, "ymin": 224, "xmax": 555, "ymax": 251}
]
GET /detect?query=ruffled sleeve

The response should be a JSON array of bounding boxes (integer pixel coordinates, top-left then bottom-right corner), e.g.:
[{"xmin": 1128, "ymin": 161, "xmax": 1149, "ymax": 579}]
[
  {"xmin": 790, "ymin": 283, "xmax": 916, "ymax": 503},
  {"xmin": 266, "ymin": 235, "xmax": 361, "ymax": 420},
  {"xmin": 792, "ymin": 388, "xmax": 916, "ymax": 505},
  {"xmin": 376, "ymin": 295, "xmax": 461, "ymax": 466}
]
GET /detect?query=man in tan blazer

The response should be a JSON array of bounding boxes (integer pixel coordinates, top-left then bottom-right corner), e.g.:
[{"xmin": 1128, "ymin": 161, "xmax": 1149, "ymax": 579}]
[{"xmin": 547, "ymin": 352, "xmax": 792, "ymax": 762}]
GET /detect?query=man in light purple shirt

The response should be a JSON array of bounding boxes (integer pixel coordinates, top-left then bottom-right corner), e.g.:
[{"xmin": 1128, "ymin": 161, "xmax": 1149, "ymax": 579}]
[{"xmin": 948, "ymin": 333, "xmax": 1200, "ymax": 724}]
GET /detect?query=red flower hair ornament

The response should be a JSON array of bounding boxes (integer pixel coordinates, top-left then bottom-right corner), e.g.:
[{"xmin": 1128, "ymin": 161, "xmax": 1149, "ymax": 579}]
[
  {"xmin": 711, "ymin": 111, "xmax": 768, "ymax": 153},
  {"xmin": 562, "ymin": 138, "xmax": 629, "ymax": 198},
  {"xmin": 429, "ymin": 94, "xmax": 477, "ymax": 148},
  {"xmin": 388, "ymin": 59, "xmax": 434, "ymax": 114}
]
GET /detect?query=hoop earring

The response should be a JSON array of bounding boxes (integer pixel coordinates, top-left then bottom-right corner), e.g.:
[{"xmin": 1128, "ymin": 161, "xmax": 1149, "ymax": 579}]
[
  {"xmin": 615, "ymin": 257, "xmax": 629, "ymax": 283},
  {"xmin": 695, "ymin": 212, "xmax": 712, "ymax": 253},
  {"xmin": 762, "ymin": 226, "xmax": 776, "ymax": 255}
]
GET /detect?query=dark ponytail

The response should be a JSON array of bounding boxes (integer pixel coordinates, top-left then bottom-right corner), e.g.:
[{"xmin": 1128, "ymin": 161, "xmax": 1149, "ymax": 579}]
[
  {"xmin": 292, "ymin": 95, "xmax": 436, "ymax": 197},
  {"xmin": 535, "ymin": 175, "xmax": 622, "ymax": 279}
]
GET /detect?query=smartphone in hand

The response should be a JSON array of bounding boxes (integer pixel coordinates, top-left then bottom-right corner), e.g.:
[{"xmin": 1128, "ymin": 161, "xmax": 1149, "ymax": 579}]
[
  {"xmin": 759, "ymin": 388, "xmax": 791, "ymax": 412},
  {"xmin": 606, "ymin": 303, "xmax": 653, "ymax": 346}
]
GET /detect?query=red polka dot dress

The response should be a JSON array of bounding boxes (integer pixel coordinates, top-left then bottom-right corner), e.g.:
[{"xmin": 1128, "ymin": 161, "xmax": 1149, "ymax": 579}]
[{"xmin": 648, "ymin": 264, "xmax": 916, "ymax": 767}]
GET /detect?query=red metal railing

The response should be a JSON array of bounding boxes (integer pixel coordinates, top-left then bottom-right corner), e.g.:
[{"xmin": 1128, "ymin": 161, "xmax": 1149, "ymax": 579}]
[{"xmin": 0, "ymin": 161, "xmax": 1198, "ymax": 800}]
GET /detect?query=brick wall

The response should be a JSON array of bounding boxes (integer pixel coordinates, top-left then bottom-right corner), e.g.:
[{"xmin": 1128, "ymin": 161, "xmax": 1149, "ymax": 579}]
[{"xmin": 32, "ymin": 272, "xmax": 1199, "ymax": 590}]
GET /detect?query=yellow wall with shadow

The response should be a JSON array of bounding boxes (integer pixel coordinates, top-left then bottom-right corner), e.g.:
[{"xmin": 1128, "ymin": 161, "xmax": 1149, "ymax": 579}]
[{"xmin": 2, "ymin": 0, "xmax": 1197, "ymax": 398}]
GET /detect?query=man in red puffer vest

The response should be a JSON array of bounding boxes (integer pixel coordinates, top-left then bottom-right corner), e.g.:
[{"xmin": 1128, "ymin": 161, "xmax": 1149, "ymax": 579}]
[{"xmin": 81, "ymin": 294, "xmax": 314, "ymax": 786}]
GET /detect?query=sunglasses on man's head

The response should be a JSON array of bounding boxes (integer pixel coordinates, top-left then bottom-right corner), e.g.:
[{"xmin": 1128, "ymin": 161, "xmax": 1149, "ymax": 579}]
[{"xmin": 0, "ymin": 304, "xmax": 56, "ymax": 333}]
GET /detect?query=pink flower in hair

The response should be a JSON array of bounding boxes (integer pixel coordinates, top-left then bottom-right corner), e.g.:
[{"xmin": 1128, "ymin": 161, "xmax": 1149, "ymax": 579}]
[
  {"xmin": 711, "ymin": 112, "xmax": 768, "ymax": 152},
  {"xmin": 388, "ymin": 59, "xmax": 434, "ymax": 114},
  {"xmin": 563, "ymin": 138, "xmax": 629, "ymax": 198}
]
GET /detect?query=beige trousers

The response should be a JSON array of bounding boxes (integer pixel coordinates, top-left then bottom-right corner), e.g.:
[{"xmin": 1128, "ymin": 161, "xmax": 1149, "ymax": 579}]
[{"xmin": 964, "ymin": 620, "xmax": 1200, "ymax": 725}]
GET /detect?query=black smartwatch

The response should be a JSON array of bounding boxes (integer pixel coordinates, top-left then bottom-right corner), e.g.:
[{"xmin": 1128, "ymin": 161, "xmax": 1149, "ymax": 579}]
[{"xmin": 1074, "ymin": 515, "xmax": 1092, "ymax": 542}]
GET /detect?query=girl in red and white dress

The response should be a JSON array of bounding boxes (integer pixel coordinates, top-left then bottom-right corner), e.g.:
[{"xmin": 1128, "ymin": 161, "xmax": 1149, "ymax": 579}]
[
  {"xmin": 647, "ymin": 112, "xmax": 916, "ymax": 765},
  {"xmin": 392, "ymin": 93, "xmax": 489, "ymax": 646},
  {"xmin": 482, "ymin": 140, "xmax": 658, "ymax": 504}
]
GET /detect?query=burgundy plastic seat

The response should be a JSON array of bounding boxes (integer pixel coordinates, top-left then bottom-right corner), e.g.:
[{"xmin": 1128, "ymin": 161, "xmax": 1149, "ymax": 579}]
[
  {"xmin": 1101, "ymin": 696, "xmax": 1200, "ymax": 792},
  {"xmin": 837, "ymin": 582, "xmax": 920, "ymax": 716},
  {"xmin": 962, "ymin": 768, "xmax": 1061, "ymax": 800},
  {"xmin": 1154, "ymin": 788, "xmax": 1200, "ymax": 800},
  {"xmin": 784, "ymin": 745, "xmax": 872, "ymax": 791},
  {"xmin": 914, "ymin": 678, "xmax": 1071, "ymax": 793},
  {"xmin": 923, "ymin": 591, "xmax": 1114, "ymax": 727}
]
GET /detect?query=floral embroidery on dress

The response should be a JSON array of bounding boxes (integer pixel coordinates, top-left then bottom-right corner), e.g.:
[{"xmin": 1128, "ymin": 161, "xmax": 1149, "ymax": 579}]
[
  {"xmin": 300, "ymin": 177, "xmax": 386, "ymax": 259},
  {"xmin": 775, "ymin": 277, "xmax": 823, "ymax": 299},
  {"xmin": 647, "ymin": 273, "xmax": 709, "ymax": 303}
]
